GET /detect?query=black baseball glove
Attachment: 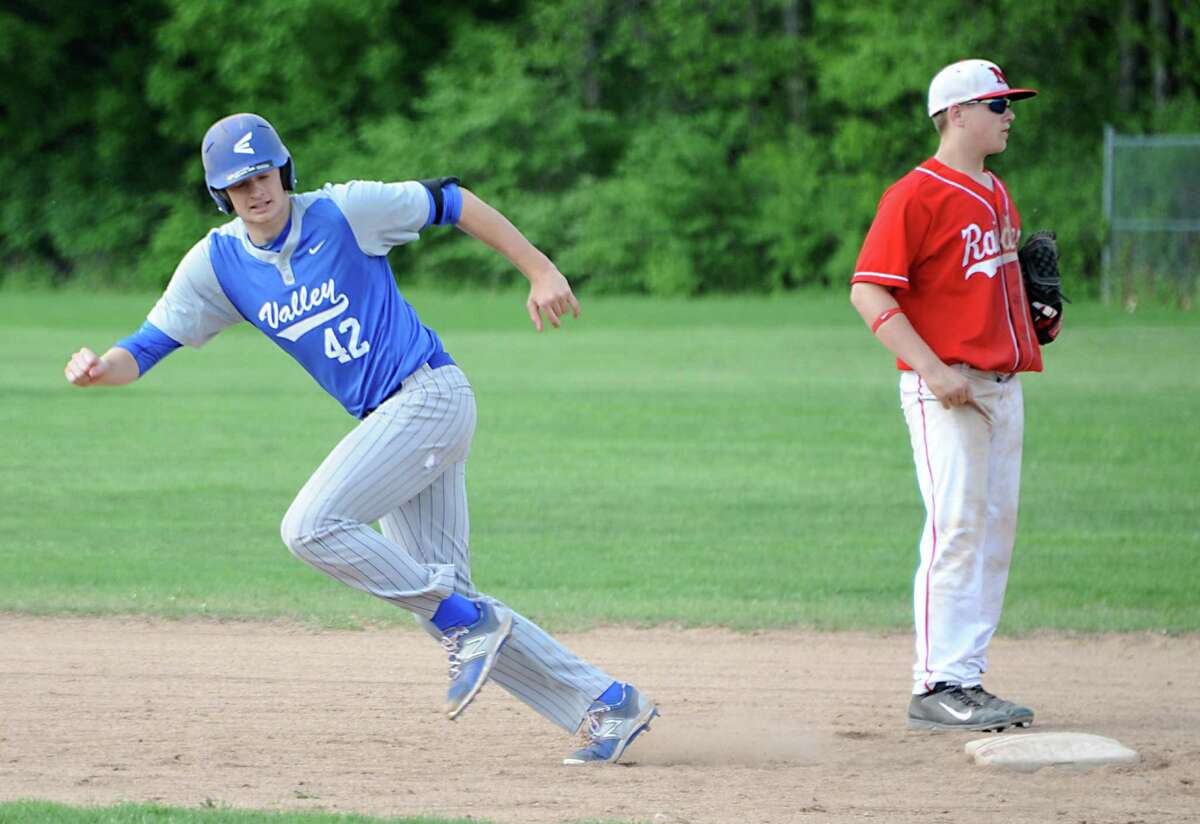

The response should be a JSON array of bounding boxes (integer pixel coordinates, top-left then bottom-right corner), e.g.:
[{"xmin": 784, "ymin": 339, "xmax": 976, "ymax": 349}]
[{"xmin": 1018, "ymin": 230, "xmax": 1069, "ymax": 344}]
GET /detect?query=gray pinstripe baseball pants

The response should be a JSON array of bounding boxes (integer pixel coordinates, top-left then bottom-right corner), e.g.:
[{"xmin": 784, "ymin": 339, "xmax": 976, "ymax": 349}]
[{"xmin": 280, "ymin": 363, "xmax": 613, "ymax": 732}]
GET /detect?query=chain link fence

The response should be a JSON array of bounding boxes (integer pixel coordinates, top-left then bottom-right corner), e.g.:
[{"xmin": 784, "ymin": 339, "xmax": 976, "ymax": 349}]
[{"xmin": 1102, "ymin": 126, "xmax": 1200, "ymax": 308}]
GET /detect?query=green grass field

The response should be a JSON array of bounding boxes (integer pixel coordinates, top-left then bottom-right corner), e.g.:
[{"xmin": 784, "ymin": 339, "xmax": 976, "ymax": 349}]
[{"xmin": 1, "ymin": 289, "xmax": 1197, "ymax": 632}]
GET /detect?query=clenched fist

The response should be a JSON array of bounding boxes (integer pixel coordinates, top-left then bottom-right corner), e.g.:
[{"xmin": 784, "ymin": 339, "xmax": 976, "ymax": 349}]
[
  {"xmin": 64, "ymin": 347, "xmax": 109, "ymax": 387},
  {"xmin": 63, "ymin": 346, "xmax": 139, "ymax": 387}
]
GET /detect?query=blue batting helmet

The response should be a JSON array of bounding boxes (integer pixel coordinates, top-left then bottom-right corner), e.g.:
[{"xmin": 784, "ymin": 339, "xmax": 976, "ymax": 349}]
[{"xmin": 201, "ymin": 113, "xmax": 296, "ymax": 214}]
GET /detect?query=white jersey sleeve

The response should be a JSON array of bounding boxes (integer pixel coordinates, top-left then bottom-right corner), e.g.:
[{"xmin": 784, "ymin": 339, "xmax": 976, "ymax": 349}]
[
  {"xmin": 324, "ymin": 180, "xmax": 433, "ymax": 257},
  {"xmin": 147, "ymin": 234, "xmax": 244, "ymax": 347}
]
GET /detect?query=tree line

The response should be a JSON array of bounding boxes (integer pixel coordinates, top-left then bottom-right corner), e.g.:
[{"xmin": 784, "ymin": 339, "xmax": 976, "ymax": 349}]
[{"xmin": 2, "ymin": 0, "xmax": 1197, "ymax": 295}]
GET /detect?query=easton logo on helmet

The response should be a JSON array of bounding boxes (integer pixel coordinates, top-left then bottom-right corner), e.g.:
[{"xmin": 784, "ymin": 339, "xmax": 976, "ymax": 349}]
[{"xmin": 233, "ymin": 132, "xmax": 255, "ymax": 155}]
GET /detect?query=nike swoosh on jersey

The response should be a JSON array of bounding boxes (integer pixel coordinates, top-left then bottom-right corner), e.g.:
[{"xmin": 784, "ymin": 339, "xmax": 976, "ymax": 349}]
[
  {"xmin": 277, "ymin": 295, "xmax": 350, "ymax": 341},
  {"xmin": 964, "ymin": 251, "xmax": 1018, "ymax": 280},
  {"xmin": 308, "ymin": 240, "xmax": 326, "ymax": 255}
]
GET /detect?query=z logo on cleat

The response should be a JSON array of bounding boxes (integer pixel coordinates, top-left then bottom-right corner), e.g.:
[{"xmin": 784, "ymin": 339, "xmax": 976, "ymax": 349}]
[
  {"xmin": 598, "ymin": 719, "xmax": 625, "ymax": 738},
  {"xmin": 460, "ymin": 635, "xmax": 489, "ymax": 661}
]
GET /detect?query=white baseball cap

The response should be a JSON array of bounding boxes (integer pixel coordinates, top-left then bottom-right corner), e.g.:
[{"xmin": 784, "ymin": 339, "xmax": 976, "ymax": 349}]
[{"xmin": 927, "ymin": 59, "xmax": 1037, "ymax": 117}]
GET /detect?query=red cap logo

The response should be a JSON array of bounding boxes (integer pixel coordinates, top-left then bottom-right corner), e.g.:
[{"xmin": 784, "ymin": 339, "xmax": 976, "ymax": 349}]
[{"xmin": 989, "ymin": 67, "xmax": 1008, "ymax": 86}]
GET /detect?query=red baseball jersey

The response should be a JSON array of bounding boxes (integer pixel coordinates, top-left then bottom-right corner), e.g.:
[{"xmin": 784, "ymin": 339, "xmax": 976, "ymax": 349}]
[{"xmin": 852, "ymin": 157, "xmax": 1042, "ymax": 373}]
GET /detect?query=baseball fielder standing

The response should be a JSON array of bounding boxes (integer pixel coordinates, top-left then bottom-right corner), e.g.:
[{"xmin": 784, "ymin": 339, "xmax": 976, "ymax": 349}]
[
  {"xmin": 64, "ymin": 113, "xmax": 658, "ymax": 764},
  {"xmin": 850, "ymin": 61, "xmax": 1063, "ymax": 731}
]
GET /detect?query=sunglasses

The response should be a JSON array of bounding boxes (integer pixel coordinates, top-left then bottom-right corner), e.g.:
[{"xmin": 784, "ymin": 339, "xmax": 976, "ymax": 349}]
[{"xmin": 960, "ymin": 97, "xmax": 1012, "ymax": 114}]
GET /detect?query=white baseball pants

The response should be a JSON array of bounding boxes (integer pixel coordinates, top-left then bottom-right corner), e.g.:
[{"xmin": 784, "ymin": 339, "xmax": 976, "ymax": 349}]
[
  {"xmin": 280, "ymin": 363, "xmax": 614, "ymax": 731},
  {"xmin": 900, "ymin": 367, "xmax": 1024, "ymax": 694}
]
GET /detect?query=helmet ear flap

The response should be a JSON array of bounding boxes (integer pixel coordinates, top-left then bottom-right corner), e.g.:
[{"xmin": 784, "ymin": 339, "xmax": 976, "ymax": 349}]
[
  {"xmin": 210, "ymin": 187, "xmax": 234, "ymax": 214},
  {"xmin": 280, "ymin": 159, "xmax": 296, "ymax": 190}
]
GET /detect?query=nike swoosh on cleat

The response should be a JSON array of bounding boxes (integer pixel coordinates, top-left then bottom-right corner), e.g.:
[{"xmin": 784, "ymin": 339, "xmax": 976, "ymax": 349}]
[{"xmin": 937, "ymin": 702, "xmax": 973, "ymax": 721}]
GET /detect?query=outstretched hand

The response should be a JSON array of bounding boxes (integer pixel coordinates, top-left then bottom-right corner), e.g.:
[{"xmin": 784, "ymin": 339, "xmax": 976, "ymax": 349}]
[
  {"xmin": 526, "ymin": 267, "xmax": 581, "ymax": 332},
  {"xmin": 64, "ymin": 347, "xmax": 108, "ymax": 386}
]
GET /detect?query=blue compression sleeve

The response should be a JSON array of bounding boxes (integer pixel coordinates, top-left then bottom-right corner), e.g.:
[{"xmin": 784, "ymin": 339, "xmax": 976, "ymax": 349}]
[
  {"xmin": 114, "ymin": 320, "xmax": 182, "ymax": 376},
  {"xmin": 441, "ymin": 183, "xmax": 463, "ymax": 225},
  {"xmin": 422, "ymin": 183, "xmax": 463, "ymax": 228}
]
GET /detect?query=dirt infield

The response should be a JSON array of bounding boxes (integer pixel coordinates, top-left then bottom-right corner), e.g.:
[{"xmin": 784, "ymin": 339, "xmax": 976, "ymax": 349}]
[{"xmin": 1, "ymin": 617, "xmax": 1197, "ymax": 824}]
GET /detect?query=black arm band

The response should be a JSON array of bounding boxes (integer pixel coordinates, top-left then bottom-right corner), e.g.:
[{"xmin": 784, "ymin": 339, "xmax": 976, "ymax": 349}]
[{"xmin": 419, "ymin": 177, "xmax": 462, "ymax": 225}]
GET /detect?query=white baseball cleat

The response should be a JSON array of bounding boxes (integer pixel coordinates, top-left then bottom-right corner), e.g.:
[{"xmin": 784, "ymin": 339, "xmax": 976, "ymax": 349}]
[
  {"xmin": 442, "ymin": 601, "xmax": 513, "ymax": 720},
  {"xmin": 564, "ymin": 684, "xmax": 659, "ymax": 765}
]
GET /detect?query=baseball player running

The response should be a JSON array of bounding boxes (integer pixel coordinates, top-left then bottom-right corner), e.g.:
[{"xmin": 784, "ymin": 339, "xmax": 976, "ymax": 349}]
[
  {"xmin": 849, "ymin": 61, "xmax": 1053, "ymax": 731},
  {"xmin": 64, "ymin": 113, "xmax": 658, "ymax": 764}
]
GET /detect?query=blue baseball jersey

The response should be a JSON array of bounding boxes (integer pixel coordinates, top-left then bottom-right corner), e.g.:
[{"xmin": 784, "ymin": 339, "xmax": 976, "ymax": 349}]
[{"xmin": 146, "ymin": 181, "xmax": 449, "ymax": 418}]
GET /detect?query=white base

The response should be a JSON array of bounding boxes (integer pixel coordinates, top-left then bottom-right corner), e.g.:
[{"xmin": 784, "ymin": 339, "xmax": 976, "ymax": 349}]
[{"xmin": 965, "ymin": 732, "xmax": 1140, "ymax": 772}]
